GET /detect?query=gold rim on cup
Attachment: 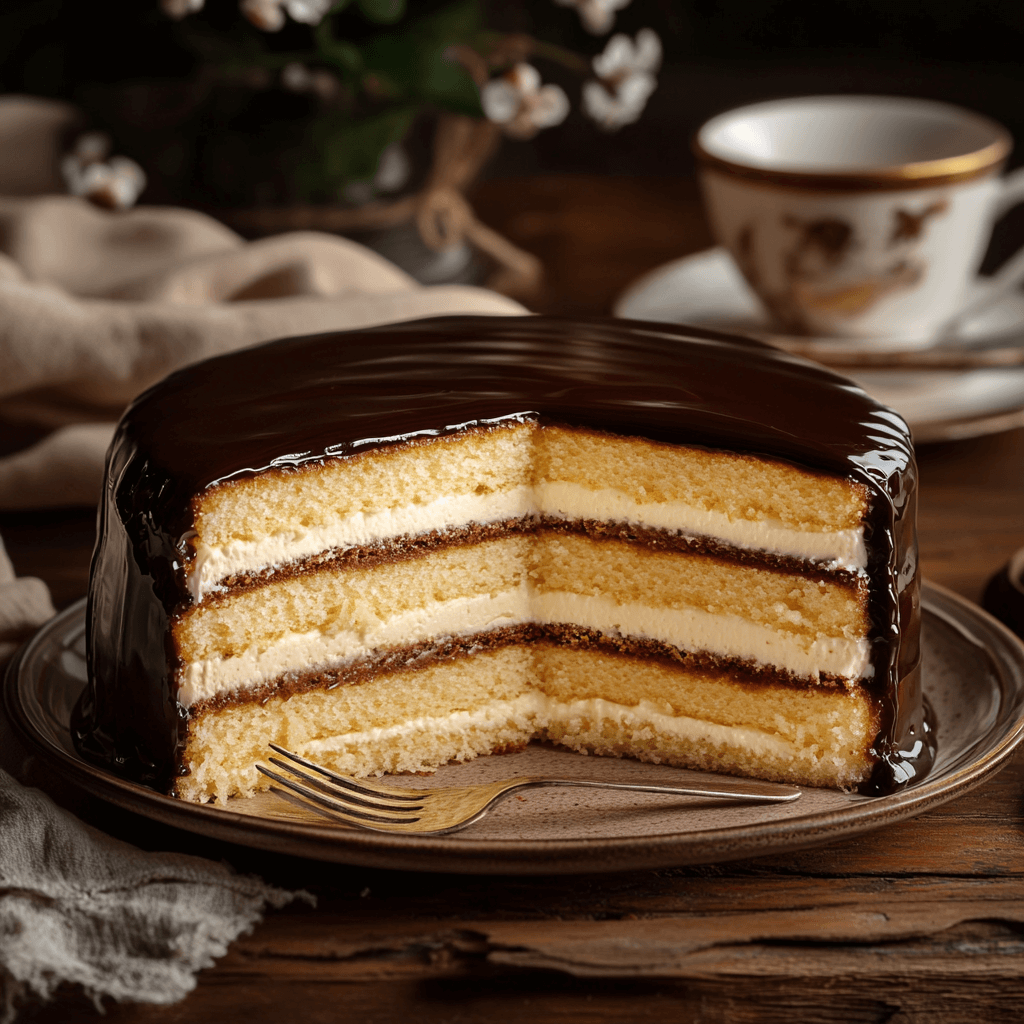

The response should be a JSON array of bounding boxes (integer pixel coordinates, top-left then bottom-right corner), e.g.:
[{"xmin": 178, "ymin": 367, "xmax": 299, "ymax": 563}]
[{"xmin": 693, "ymin": 100, "xmax": 1012, "ymax": 192}]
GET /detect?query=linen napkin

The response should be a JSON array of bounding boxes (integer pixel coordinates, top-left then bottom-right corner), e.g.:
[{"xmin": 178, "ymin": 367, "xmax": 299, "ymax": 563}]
[
  {"xmin": 0, "ymin": 770, "xmax": 306, "ymax": 1023},
  {"xmin": 0, "ymin": 194, "xmax": 526, "ymax": 509},
  {"xmin": 0, "ymin": 538, "xmax": 312, "ymax": 1023},
  {"xmin": 0, "ymin": 536, "xmax": 53, "ymax": 667},
  {"xmin": 0, "ymin": 95, "xmax": 526, "ymax": 509}
]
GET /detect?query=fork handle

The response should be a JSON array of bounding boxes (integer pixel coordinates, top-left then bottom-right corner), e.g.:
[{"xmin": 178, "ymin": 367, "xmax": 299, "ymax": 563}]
[{"xmin": 512, "ymin": 777, "xmax": 802, "ymax": 804}]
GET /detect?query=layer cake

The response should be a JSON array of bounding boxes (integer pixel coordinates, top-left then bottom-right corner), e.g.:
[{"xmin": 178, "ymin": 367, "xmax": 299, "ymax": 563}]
[{"xmin": 76, "ymin": 316, "xmax": 931, "ymax": 802}]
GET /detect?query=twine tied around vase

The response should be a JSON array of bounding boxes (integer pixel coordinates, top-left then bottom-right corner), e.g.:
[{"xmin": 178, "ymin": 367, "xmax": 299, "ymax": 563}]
[
  {"xmin": 415, "ymin": 113, "xmax": 542, "ymax": 298},
  {"xmin": 221, "ymin": 114, "xmax": 542, "ymax": 300}
]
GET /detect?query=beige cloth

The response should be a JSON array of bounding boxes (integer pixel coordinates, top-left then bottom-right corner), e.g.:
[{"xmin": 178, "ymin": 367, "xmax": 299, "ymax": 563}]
[
  {"xmin": 0, "ymin": 94, "xmax": 526, "ymax": 509},
  {"xmin": 0, "ymin": 597, "xmax": 308, "ymax": 1021},
  {"xmin": 0, "ymin": 535, "xmax": 54, "ymax": 665},
  {"xmin": 0, "ymin": 195, "xmax": 525, "ymax": 508},
  {"xmin": 0, "ymin": 761, "xmax": 307, "ymax": 1023}
]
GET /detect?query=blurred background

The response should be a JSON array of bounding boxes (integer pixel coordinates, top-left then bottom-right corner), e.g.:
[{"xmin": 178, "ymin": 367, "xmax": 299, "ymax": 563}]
[
  {"xmin": 489, "ymin": 0, "xmax": 1024, "ymax": 180},
  {"xmin": 6, "ymin": 0, "xmax": 1021, "ymax": 309},
  {"xmin": 2, "ymin": 0, "xmax": 1021, "ymax": 202}
]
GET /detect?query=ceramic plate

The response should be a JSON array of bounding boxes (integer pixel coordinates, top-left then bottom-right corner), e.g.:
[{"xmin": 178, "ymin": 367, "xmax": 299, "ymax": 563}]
[
  {"xmin": 6, "ymin": 585, "xmax": 1024, "ymax": 875},
  {"xmin": 614, "ymin": 248, "xmax": 1024, "ymax": 443}
]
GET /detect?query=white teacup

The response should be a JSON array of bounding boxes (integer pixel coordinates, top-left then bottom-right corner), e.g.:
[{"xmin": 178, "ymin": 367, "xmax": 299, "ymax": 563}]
[{"xmin": 694, "ymin": 95, "xmax": 1024, "ymax": 344}]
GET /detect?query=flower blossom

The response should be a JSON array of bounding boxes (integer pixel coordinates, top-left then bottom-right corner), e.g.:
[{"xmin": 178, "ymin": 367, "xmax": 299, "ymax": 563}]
[
  {"xmin": 553, "ymin": 0, "xmax": 631, "ymax": 35},
  {"xmin": 282, "ymin": 0, "xmax": 333, "ymax": 24},
  {"xmin": 160, "ymin": 0, "xmax": 205, "ymax": 18},
  {"xmin": 582, "ymin": 28, "xmax": 661, "ymax": 131},
  {"xmin": 480, "ymin": 64, "xmax": 569, "ymax": 140},
  {"xmin": 281, "ymin": 62, "xmax": 341, "ymax": 101},
  {"xmin": 240, "ymin": 0, "xmax": 285, "ymax": 31},
  {"xmin": 62, "ymin": 133, "xmax": 147, "ymax": 211},
  {"xmin": 240, "ymin": 0, "xmax": 331, "ymax": 32}
]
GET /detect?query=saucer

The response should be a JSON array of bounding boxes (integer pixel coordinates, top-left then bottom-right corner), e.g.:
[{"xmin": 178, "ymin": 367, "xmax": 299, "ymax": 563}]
[{"xmin": 614, "ymin": 248, "xmax": 1024, "ymax": 443}]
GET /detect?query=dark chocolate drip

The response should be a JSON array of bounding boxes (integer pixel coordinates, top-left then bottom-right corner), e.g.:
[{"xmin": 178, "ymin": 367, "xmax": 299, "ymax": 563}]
[{"xmin": 74, "ymin": 315, "xmax": 930, "ymax": 794}]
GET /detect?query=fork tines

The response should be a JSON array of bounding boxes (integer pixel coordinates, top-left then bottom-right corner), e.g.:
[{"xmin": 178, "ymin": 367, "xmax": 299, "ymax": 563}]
[{"xmin": 257, "ymin": 745, "xmax": 425, "ymax": 826}]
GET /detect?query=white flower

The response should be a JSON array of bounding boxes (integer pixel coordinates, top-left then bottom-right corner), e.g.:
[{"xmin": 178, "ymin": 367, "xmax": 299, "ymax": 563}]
[
  {"xmin": 240, "ymin": 0, "xmax": 331, "ymax": 31},
  {"xmin": 281, "ymin": 62, "xmax": 314, "ymax": 92},
  {"xmin": 480, "ymin": 76, "xmax": 521, "ymax": 124},
  {"xmin": 480, "ymin": 64, "xmax": 569, "ymax": 140},
  {"xmin": 64, "ymin": 151, "xmax": 147, "ymax": 210},
  {"xmin": 241, "ymin": 0, "xmax": 285, "ymax": 31},
  {"xmin": 553, "ymin": 0, "xmax": 631, "ymax": 35},
  {"xmin": 160, "ymin": 0, "xmax": 205, "ymax": 19},
  {"xmin": 281, "ymin": 62, "xmax": 340, "ymax": 101},
  {"xmin": 582, "ymin": 75, "xmax": 655, "ymax": 130},
  {"xmin": 283, "ymin": 0, "xmax": 332, "ymax": 25},
  {"xmin": 61, "ymin": 133, "xmax": 109, "ymax": 194},
  {"xmin": 592, "ymin": 27, "xmax": 662, "ymax": 78},
  {"xmin": 583, "ymin": 28, "xmax": 661, "ymax": 130},
  {"xmin": 63, "ymin": 132, "xmax": 146, "ymax": 209}
]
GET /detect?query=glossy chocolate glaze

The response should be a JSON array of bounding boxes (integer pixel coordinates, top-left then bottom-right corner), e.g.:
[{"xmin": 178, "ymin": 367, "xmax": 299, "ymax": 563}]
[{"xmin": 75, "ymin": 315, "xmax": 931, "ymax": 795}]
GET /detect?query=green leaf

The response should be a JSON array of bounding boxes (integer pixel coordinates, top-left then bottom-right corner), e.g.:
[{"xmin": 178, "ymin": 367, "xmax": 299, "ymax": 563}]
[
  {"xmin": 359, "ymin": 0, "xmax": 483, "ymax": 112},
  {"xmin": 299, "ymin": 105, "xmax": 415, "ymax": 199},
  {"xmin": 359, "ymin": 34, "xmax": 415, "ymax": 89},
  {"xmin": 418, "ymin": 55, "xmax": 483, "ymax": 115},
  {"xmin": 313, "ymin": 12, "xmax": 366, "ymax": 77},
  {"xmin": 318, "ymin": 36, "xmax": 363, "ymax": 77},
  {"xmin": 357, "ymin": 0, "xmax": 406, "ymax": 25},
  {"xmin": 315, "ymin": 5, "xmax": 363, "ymax": 79},
  {"xmin": 418, "ymin": 0, "xmax": 483, "ymax": 44}
]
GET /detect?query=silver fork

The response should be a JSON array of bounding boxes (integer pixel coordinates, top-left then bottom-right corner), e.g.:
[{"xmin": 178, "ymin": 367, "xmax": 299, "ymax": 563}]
[{"xmin": 257, "ymin": 744, "xmax": 802, "ymax": 836}]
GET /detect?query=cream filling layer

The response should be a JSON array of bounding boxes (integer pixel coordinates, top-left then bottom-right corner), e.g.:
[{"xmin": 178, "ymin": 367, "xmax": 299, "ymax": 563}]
[
  {"xmin": 178, "ymin": 586, "xmax": 871, "ymax": 707},
  {"xmin": 188, "ymin": 482, "xmax": 867, "ymax": 601},
  {"xmin": 300, "ymin": 693, "xmax": 820, "ymax": 765}
]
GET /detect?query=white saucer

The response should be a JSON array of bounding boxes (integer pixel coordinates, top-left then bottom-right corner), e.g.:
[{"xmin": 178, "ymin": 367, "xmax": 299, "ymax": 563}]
[{"xmin": 615, "ymin": 248, "xmax": 1024, "ymax": 443}]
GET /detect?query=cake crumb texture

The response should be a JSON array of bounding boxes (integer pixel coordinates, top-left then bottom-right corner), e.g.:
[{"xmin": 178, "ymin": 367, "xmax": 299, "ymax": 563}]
[
  {"xmin": 177, "ymin": 646, "xmax": 878, "ymax": 804},
  {"xmin": 192, "ymin": 421, "xmax": 868, "ymax": 553},
  {"xmin": 175, "ymin": 534, "xmax": 866, "ymax": 665}
]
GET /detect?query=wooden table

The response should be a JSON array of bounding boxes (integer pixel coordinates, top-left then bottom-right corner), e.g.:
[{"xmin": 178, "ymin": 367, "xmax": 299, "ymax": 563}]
[{"xmin": 4, "ymin": 176, "xmax": 1024, "ymax": 1023}]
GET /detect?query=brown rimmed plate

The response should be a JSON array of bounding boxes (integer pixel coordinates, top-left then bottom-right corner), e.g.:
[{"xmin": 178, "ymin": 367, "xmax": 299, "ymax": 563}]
[{"xmin": 6, "ymin": 582, "xmax": 1024, "ymax": 874}]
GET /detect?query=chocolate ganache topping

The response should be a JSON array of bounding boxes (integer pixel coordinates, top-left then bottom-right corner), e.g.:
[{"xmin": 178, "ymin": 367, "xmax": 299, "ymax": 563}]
[{"xmin": 75, "ymin": 315, "xmax": 932, "ymax": 795}]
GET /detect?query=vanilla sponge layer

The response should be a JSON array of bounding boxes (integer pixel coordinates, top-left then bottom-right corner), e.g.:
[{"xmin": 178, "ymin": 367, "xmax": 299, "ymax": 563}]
[
  {"xmin": 174, "ymin": 533, "xmax": 870, "ymax": 707},
  {"xmin": 178, "ymin": 646, "xmax": 879, "ymax": 804},
  {"xmin": 188, "ymin": 422, "xmax": 870, "ymax": 599}
]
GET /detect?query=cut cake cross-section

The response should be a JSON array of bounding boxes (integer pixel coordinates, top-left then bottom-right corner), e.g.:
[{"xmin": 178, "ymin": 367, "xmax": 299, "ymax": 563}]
[{"xmin": 77, "ymin": 316, "xmax": 931, "ymax": 802}]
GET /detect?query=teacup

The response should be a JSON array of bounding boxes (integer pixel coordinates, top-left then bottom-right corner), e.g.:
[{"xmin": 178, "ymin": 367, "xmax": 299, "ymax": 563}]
[{"xmin": 694, "ymin": 95, "xmax": 1024, "ymax": 344}]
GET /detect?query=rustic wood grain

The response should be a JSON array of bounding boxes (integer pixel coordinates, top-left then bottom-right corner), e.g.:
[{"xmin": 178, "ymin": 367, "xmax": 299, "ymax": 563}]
[
  {"xmin": 470, "ymin": 175, "xmax": 714, "ymax": 316},
  {"xmin": 5, "ymin": 175, "xmax": 1024, "ymax": 1022}
]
